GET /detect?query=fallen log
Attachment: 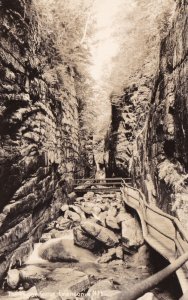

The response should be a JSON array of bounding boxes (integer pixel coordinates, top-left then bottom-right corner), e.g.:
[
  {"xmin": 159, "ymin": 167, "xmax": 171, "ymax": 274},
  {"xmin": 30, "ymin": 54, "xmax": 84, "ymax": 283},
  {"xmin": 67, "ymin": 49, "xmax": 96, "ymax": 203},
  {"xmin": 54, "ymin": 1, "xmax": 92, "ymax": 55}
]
[{"xmin": 115, "ymin": 251, "xmax": 188, "ymax": 300}]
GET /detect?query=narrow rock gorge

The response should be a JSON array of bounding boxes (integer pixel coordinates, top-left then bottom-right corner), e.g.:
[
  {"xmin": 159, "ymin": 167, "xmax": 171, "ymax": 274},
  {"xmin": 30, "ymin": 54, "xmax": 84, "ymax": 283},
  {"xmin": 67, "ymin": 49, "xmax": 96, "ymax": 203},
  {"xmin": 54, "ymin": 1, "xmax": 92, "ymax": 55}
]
[{"xmin": 0, "ymin": 0, "xmax": 187, "ymax": 299}]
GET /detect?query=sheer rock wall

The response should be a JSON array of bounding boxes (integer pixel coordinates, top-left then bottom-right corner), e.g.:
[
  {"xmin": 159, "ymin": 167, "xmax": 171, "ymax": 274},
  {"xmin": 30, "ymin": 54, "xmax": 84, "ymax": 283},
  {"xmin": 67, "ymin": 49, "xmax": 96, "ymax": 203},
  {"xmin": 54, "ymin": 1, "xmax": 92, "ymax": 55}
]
[
  {"xmin": 143, "ymin": 0, "xmax": 188, "ymax": 221},
  {"xmin": 108, "ymin": 73, "xmax": 154, "ymax": 178},
  {"xmin": 109, "ymin": 1, "xmax": 188, "ymax": 226},
  {"xmin": 0, "ymin": 0, "xmax": 81, "ymax": 278}
]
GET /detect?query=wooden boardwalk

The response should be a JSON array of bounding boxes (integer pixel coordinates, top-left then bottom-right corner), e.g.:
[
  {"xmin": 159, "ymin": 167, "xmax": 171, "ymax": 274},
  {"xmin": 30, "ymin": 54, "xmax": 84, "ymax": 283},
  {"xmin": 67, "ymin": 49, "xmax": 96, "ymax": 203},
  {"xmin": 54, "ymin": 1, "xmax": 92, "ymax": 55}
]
[
  {"xmin": 121, "ymin": 180, "xmax": 188, "ymax": 295},
  {"xmin": 73, "ymin": 177, "xmax": 131, "ymax": 194}
]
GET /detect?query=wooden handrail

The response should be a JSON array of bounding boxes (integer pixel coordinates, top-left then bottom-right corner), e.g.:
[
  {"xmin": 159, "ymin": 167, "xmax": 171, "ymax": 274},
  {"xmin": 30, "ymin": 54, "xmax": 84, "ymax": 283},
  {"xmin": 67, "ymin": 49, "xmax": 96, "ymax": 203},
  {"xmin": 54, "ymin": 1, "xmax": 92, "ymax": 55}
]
[
  {"xmin": 74, "ymin": 177, "xmax": 131, "ymax": 182},
  {"xmin": 73, "ymin": 182, "xmax": 125, "ymax": 186},
  {"xmin": 121, "ymin": 179, "xmax": 188, "ymax": 294},
  {"xmin": 123, "ymin": 180, "xmax": 188, "ymax": 244}
]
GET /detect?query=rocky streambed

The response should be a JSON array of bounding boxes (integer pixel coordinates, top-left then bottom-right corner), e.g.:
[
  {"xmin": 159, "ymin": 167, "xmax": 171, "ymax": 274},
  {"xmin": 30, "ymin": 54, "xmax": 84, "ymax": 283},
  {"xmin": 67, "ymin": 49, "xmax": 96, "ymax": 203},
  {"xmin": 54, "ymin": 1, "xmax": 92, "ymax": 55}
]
[{"xmin": 0, "ymin": 191, "xmax": 179, "ymax": 300}]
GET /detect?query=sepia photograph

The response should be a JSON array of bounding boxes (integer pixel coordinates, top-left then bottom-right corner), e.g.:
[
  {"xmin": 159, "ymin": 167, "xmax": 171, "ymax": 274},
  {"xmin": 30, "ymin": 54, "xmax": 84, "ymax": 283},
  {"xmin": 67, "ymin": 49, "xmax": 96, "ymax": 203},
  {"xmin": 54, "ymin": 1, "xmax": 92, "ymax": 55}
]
[{"xmin": 0, "ymin": 0, "xmax": 187, "ymax": 299}]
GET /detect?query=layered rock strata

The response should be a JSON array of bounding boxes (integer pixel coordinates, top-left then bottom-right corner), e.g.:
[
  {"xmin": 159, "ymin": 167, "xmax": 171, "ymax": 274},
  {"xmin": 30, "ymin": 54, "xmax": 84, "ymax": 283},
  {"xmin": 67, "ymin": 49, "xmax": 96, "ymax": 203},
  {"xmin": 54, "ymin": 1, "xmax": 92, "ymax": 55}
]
[
  {"xmin": 0, "ymin": 0, "xmax": 82, "ymax": 277},
  {"xmin": 108, "ymin": 1, "xmax": 188, "ymax": 227}
]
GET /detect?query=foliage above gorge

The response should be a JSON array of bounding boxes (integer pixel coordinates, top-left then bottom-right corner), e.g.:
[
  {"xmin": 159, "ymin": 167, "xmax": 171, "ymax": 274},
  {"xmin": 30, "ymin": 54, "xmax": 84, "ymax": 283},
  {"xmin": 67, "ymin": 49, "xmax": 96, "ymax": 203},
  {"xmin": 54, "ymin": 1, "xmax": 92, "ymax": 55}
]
[
  {"xmin": 106, "ymin": 0, "xmax": 175, "ymax": 94},
  {"xmin": 32, "ymin": 0, "xmax": 95, "ymax": 132}
]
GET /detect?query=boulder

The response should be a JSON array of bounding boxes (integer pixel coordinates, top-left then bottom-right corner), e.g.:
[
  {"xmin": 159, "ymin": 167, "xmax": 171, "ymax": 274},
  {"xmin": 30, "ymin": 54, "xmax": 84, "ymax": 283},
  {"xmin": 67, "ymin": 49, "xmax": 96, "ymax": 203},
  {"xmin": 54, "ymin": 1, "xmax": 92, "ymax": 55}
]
[
  {"xmin": 93, "ymin": 290, "xmax": 122, "ymax": 300},
  {"xmin": 69, "ymin": 205, "xmax": 86, "ymax": 220},
  {"xmin": 87, "ymin": 279, "xmax": 115, "ymax": 300},
  {"xmin": 116, "ymin": 212, "xmax": 130, "ymax": 224},
  {"xmin": 60, "ymin": 204, "xmax": 69, "ymax": 213},
  {"xmin": 51, "ymin": 229, "xmax": 72, "ymax": 239},
  {"xmin": 81, "ymin": 221, "xmax": 119, "ymax": 247},
  {"xmin": 40, "ymin": 232, "xmax": 52, "ymax": 243},
  {"xmin": 115, "ymin": 192, "xmax": 122, "ymax": 199},
  {"xmin": 97, "ymin": 254, "xmax": 112, "ymax": 263},
  {"xmin": 97, "ymin": 211, "xmax": 108, "ymax": 227},
  {"xmin": 92, "ymin": 206, "xmax": 102, "ymax": 216},
  {"xmin": 122, "ymin": 217, "xmax": 144, "ymax": 252},
  {"xmin": 6, "ymin": 269, "xmax": 20, "ymax": 289},
  {"xmin": 80, "ymin": 205, "xmax": 93, "ymax": 215},
  {"xmin": 75, "ymin": 197, "xmax": 84, "ymax": 204},
  {"xmin": 95, "ymin": 195, "xmax": 104, "ymax": 203},
  {"xmin": 106, "ymin": 216, "xmax": 120, "ymax": 230},
  {"xmin": 109, "ymin": 260, "xmax": 124, "ymax": 266},
  {"xmin": 107, "ymin": 207, "xmax": 117, "ymax": 218},
  {"xmin": 38, "ymin": 235, "xmax": 96, "ymax": 263},
  {"xmin": 84, "ymin": 191, "xmax": 94, "ymax": 200},
  {"xmin": 115, "ymin": 203, "xmax": 124, "ymax": 210},
  {"xmin": 39, "ymin": 268, "xmax": 90, "ymax": 298},
  {"xmin": 86, "ymin": 280, "xmax": 121, "ymax": 300},
  {"xmin": 55, "ymin": 217, "xmax": 72, "ymax": 230},
  {"xmin": 44, "ymin": 221, "xmax": 56, "ymax": 232},
  {"xmin": 115, "ymin": 246, "xmax": 124, "ymax": 260},
  {"xmin": 97, "ymin": 248, "xmax": 116, "ymax": 263},
  {"xmin": 133, "ymin": 245, "xmax": 150, "ymax": 267},
  {"xmin": 73, "ymin": 226, "xmax": 98, "ymax": 250},
  {"xmin": 98, "ymin": 203, "xmax": 109, "ymax": 211},
  {"xmin": 84, "ymin": 202, "xmax": 96, "ymax": 209},
  {"xmin": 68, "ymin": 192, "xmax": 76, "ymax": 203},
  {"xmin": 38, "ymin": 238, "xmax": 79, "ymax": 262},
  {"xmin": 20, "ymin": 265, "xmax": 48, "ymax": 283},
  {"xmin": 64, "ymin": 210, "xmax": 81, "ymax": 222}
]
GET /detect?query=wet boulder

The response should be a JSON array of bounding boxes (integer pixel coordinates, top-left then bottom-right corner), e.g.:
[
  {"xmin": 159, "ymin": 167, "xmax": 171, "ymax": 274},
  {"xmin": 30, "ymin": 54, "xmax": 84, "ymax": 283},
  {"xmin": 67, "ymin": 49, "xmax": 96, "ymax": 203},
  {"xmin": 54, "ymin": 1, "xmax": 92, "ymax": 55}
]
[
  {"xmin": 40, "ymin": 232, "xmax": 53, "ymax": 243},
  {"xmin": 73, "ymin": 226, "xmax": 98, "ymax": 250},
  {"xmin": 81, "ymin": 221, "xmax": 119, "ymax": 247},
  {"xmin": 84, "ymin": 191, "xmax": 95, "ymax": 201},
  {"xmin": 107, "ymin": 207, "xmax": 117, "ymax": 218},
  {"xmin": 116, "ymin": 212, "xmax": 130, "ymax": 224},
  {"xmin": 44, "ymin": 221, "xmax": 56, "ymax": 232},
  {"xmin": 69, "ymin": 205, "xmax": 86, "ymax": 220},
  {"xmin": 6, "ymin": 269, "xmax": 20, "ymax": 289},
  {"xmin": 60, "ymin": 204, "xmax": 69, "ymax": 213},
  {"xmin": 122, "ymin": 217, "xmax": 144, "ymax": 252},
  {"xmin": 97, "ymin": 211, "xmax": 108, "ymax": 227},
  {"xmin": 39, "ymin": 268, "xmax": 90, "ymax": 297},
  {"xmin": 55, "ymin": 217, "xmax": 72, "ymax": 230},
  {"xmin": 92, "ymin": 206, "xmax": 102, "ymax": 217},
  {"xmin": 87, "ymin": 279, "xmax": 116, "ymax": 300},
  {"xmin": 64, "ymin": 210, "xmax": 81, "ymax": 222},
  {"xmin": 97, "ymin": 248, "xmax": 116, "ymax": 263},
  {"xmin": 38, "ymin": 233, "xmax": 96, "ymax": 263},
  {"xmin": 106, "ymin": 216, "xmax": 120, "ymax": 230},
  {"xmin": 38, "ymin": 238, "xmax": 79, "ymax": 263},
  {"xmin": 115, "ymin": 246, "xmax": 124, "ymax": 260},
  {"xmin": 20, "ymin": 265, "xmax": 48, "ymax": 283}
]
